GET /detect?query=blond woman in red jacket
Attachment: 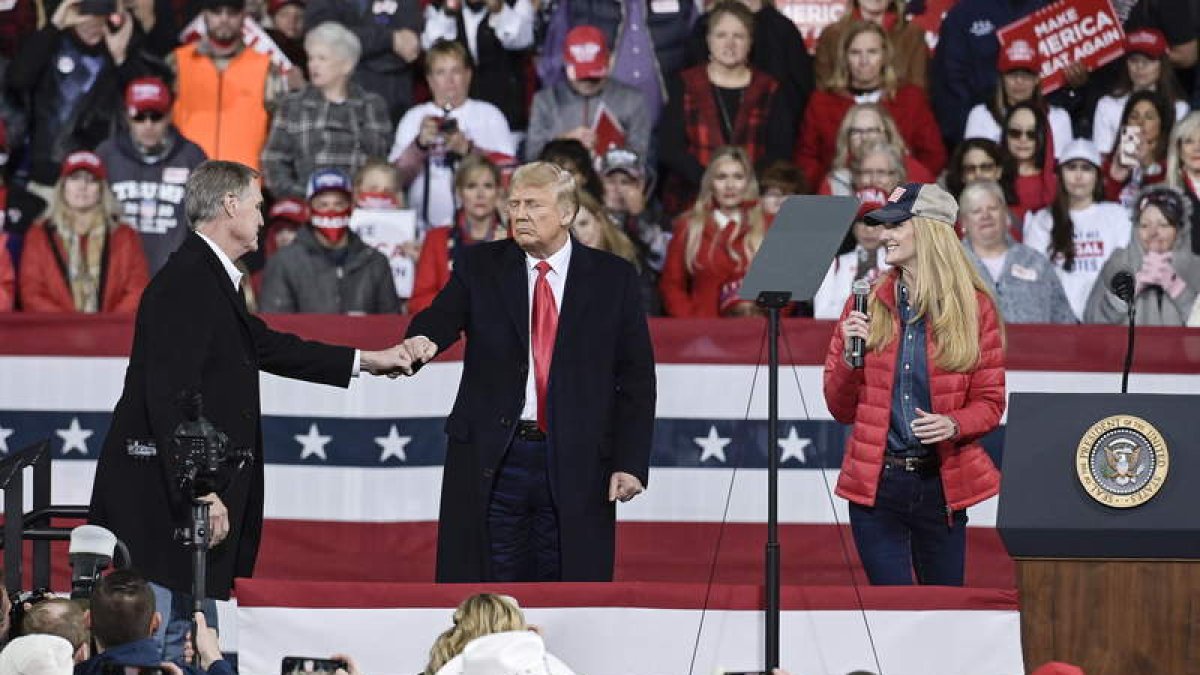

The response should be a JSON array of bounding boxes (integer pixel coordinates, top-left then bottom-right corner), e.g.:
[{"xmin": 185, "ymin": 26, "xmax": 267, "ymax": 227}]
[
  {"xmin": 823, "ymin": 182, "xmax": 1006, "ymax": 586},
  {"xmin": 19, "ymin": 151, "xmax": 148, "ymax": 313}
]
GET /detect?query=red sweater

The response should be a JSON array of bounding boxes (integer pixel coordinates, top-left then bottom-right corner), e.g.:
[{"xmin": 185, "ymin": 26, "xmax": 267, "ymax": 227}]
[
  {"xmin": 18, "ymin": 220, "xmax": 148, "ymax": 313},
  {"xmin": 660, "ymin": 212, "xmax": 761, "ymax": 318},
  {"xmin": 796, "ymin": 85, "xmax": 946, "ymax": 190},
  {"xmin": 822, "ymin": 270, "xmax": 1006, "ymax": 510}
]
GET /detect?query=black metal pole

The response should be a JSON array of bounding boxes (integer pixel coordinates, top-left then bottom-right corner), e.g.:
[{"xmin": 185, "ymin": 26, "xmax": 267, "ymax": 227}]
[
  {"xmin": 755, "ymin": 291, "xmax": 790, "ymax": 673},
  {"xmin": 1121, "ymin": 305, "xmax": 1136, "ymax": 394},
  {"xmin": 765, "ymin": 304, "xmax": 780, "ymax": 672},
  {"xmin": 191, "ymin": 499, "xmax": 210, "ymax": 670}
]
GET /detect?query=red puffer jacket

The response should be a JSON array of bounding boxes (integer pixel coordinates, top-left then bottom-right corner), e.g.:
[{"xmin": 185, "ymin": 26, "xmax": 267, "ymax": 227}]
[{"xmin": 822, "ymin": 270, "xmax": 1006, "ymax": 511}]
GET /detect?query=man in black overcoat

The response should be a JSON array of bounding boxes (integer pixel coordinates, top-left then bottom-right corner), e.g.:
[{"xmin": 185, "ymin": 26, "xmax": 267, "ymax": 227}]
[
  {"xmin": 401, "ymin": 161, "xmax": 657, "ymax": 582},
  {"xmin": 89, "ymin": 161, "xmax": 406, "ymax": 660}
]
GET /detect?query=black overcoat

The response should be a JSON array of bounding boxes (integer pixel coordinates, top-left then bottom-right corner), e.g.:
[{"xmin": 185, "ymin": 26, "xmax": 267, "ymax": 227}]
[
  {"xmin": 89, "ymin": 233, "xmax": 355, "ymax": 598},
  {"xmin": 408, "ymin": 239, "xmax": 656, "ymax": 582}
]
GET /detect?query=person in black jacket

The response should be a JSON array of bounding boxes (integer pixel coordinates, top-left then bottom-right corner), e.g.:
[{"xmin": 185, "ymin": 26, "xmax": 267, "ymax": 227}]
[
  {"xmin": 400, "ymin": 161, "xmax": 656, "ymax": 583},
  {"xmin": 89, "ymin": 160, "xmax": 408, "ymax": 663},
  {"xmin": 96, "ymin": 76, "xmax": 208, "ymax": 275},
  {"xmin": 7, "ymin": 0, "xmax": 159, "ymax": 191}
]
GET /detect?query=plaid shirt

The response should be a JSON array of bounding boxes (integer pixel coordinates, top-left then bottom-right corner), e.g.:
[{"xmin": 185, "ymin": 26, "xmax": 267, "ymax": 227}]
[
  {"xmin": 679, "ymin": 65, "xmax": 778, "ymax": 167},
  {"xmin": 261, "ymin": 83, "xmax": 393, "ymax": 199}
]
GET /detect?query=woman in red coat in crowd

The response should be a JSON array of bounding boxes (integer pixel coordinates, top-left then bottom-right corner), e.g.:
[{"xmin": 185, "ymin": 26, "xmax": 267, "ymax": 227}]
[
  {"xmin": 19, "ymin": 151, "xmax": 147, "ymax": 313},
  {"xmin": 409, "ymin": 154, "xmax": 506, "ymax": 313},
  {"xmin": 797, "ymin": 20, "xmax": 944, "ymax": 190},
  {"xmin": 1000, "ymin": 101, "xmax": 1058, "ymax": 226},
  {"xmin": 823, "ymin": 182, "xmax": 1006, "ymax": 586},
  {"xmin": 660, "ymin": 146, "xmax": 769, "ymax": 317}
]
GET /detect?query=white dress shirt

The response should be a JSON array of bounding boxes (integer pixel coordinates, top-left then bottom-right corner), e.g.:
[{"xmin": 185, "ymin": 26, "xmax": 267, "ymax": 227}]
[
  {"xmin": 520, "ymin": 236, "xmax": 572, "ymax": 421},
  {"xmin": 196, "ymin": 230, "xmax": 361, "ymax": 375}
]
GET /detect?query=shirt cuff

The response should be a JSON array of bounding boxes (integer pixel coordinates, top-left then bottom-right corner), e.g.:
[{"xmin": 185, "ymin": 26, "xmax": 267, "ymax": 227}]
[{"xmin": 352, "ymin": 349, "xmax": 362, "ymax": 378}]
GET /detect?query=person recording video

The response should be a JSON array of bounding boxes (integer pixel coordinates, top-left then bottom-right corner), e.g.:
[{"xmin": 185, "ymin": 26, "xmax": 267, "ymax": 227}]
[
  {"xmin": 822, "ymin": 182, "xmax": 1007, "ymax": 586},
  {"xmin": 89, "ymin": 161, "xmax": 412, "ymax": 664}
]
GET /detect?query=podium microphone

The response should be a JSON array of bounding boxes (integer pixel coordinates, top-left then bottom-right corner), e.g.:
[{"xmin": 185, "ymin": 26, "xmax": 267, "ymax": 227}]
[
  {"xmin": 850, "ymin": 279, "xmax": 870, "ymax": 369},
  {"xmin": 1110, "ymin": 270, "xmax": 1137, "ymax": 393}
]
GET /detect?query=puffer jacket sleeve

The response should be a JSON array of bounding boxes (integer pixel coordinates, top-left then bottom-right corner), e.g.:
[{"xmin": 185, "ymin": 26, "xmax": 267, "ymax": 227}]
[
  {"xmin": 948, "ymin": 294, "xmax": 1006, "ymax": 444},
  {"xmin": 822, "ymin": 295, "xmax": 865, "ymax": 424}
]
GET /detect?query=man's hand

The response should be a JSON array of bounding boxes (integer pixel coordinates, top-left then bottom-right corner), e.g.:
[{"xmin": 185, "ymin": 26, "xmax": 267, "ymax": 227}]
[
  {"xmin": 445, "ymin": 129, "xmax": 471, "ymax": 156},
  {"xmin": 193, "ymin": 612, "xmax": 222, "ymax": 670},
  {"xmin": 361, "ymin": 345, "xmax": 413, "ymax": 377},
  {"xmin": 103, "ymin": 11, "xmax": 135, "ymax": 65},
  {"xmin": 400, "ymin": 336, "xmax": 438, "ymax": 373},
  {"xmin": 198, "ymin": 493, "xmax": 229, "ymax": 547},
  {"xmin": 51, "ymin": 0, "xmax": 86, "ymax": 31},
  {"xmin": 608, "ymin": 472, "xmax": 644, "ymax": 502},
  {"xmin": 1063, "ymin": 61, "xmax": 1088, "ymax": 89},
  {"xmin": 417, "ymin": 116, "xmax": 441, "ymax": 149},
  {"xmin": 332, "ymin": 653, "xmax": 362, "ymax": 675},
  {"xmin": 392, "ymin": 28, "xmax": 420, "ymax": 62}
]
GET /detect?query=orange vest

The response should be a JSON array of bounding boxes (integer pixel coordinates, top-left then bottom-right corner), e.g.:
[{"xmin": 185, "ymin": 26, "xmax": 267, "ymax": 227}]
[{"xmin": 173, "ymin": 43, "xmax": 271, "ymax": 170}]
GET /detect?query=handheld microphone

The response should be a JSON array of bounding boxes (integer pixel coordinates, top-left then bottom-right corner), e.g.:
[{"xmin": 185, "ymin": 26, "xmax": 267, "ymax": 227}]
[
  {"xmin": 1111, "ymin": 270, "xmax": 1136, "ymax": 305},
  {"xmin": 850, "ymin": 279, "xmax": 870, "ymax": 369}
]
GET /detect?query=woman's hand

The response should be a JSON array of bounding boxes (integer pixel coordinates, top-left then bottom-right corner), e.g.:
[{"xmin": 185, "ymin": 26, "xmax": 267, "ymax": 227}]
[
  {"xmin": 912, "ymin": 408, "xmax": 958, "ymax": 443},
  {"xmin": 840, "ymin": 310, "xmax": 869, "ymax": 354}
]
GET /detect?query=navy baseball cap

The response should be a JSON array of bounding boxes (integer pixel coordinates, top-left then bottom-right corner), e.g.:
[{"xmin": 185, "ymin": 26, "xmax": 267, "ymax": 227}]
[
  {"xmin": 306, "ymin": 168, "xmax": 353, "ymax": 201},
  {"xmin": 865, "ymin": 182, "xmax": 958, "ymax": 226}
]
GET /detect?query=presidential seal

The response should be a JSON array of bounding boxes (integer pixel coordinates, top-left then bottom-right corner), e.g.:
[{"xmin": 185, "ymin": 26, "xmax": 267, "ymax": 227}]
[{"xmin": 1076, "ymin": 415, "xmax": 1169, "ymax": 508}]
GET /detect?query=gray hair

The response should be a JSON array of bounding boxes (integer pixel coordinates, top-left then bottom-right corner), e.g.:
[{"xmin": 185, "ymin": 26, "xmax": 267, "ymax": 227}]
[
  {"xmin": 1167, "ymin": 111, "xmax": 1200, "ymax": 190},
  {"xmin": 958, "ymin": 179, "xmax": 1007, "ymax": 213},
  {"xmin": 304, "ymin": 21, "xmax": 362, "ymax": 68},
  {"xmin": 851, "ymin": 140, "xmax": 908, "ymax": 183},
  {"xmin": 185, "ymin": 161, "xmax": 259, "ymax": 228},
  {"xmin": 509, "ymin": 161, "xmax": 579, "ymax": 222}
]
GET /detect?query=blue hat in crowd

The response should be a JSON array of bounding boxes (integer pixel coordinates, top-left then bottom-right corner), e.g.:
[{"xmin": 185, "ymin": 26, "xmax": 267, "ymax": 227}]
[{"xmin": 306, "ymin": 168, "xmax": 353, "ymax": 201}]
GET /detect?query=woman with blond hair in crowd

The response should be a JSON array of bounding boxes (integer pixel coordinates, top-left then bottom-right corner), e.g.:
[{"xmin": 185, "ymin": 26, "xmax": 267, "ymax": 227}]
[
  {"xmin": 823, "ymin": 182, "xmax": 1005, "ymax": 585},
  {"xmin": 813, "ymin": 0, "xmax": 928, "ymax": 91},
  {"xmin": 19, "ymin": 151, "xmax": 147, "ymax": 313},
  {"xmin": 1164, "ymin": 111, "xmax": 1200, "ymax": 255},
  {"xmin": 797, "ymin": 21, "xmax": 944, "ymax": 190},
  {"xmin": 1085, "ymin": 185, "xmax": 1200, "ymax": 326},
  {"xmin": 660, "ymin": 146, "xmax": 769, "ymax": 317},
  {"xmin": 821, "ymin": 103, "xmax": 932, "ymax": 196},
  {"xmin": 424, "ymin": 593, "xmax": 528, "ymax": 675},
  {"xmin": 574, "ymin": 190, "xmax": 662, "ymax": 314},
  {"xmin": 409, "ymin": 154, "xmax": 506, "ymax": 313}
]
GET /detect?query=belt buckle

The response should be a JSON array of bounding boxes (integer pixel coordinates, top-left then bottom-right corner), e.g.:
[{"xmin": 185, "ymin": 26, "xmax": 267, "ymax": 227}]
[{"xmin": 903, "ymin": 456, "xmax": 920, "ymax": 472}]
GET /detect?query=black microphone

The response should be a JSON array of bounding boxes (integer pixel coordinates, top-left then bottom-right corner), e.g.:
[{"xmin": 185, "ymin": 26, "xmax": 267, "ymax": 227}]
[
  {"xmin": 850, "ymin": 279, "xmax": 870, "ymax": 369},
  {"xmin": 1111, "ymin": 270, "xmax": 1135, "ymax": 304}
]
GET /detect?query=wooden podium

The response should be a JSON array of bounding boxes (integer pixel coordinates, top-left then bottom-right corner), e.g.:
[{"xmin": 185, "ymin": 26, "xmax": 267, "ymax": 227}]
[{"xmin": 997, "ymin": 394, "xmax": 1200, "ymax": 675}]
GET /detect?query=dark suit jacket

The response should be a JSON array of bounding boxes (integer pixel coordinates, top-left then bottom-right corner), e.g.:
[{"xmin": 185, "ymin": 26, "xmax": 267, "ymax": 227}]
[
  {"xmin": 89, "ymin": 233, "xmax": 355, "ymax": 599},
  {"xmin": 408, "ymin": 238, "xmax": 656, "ymax": 582}
]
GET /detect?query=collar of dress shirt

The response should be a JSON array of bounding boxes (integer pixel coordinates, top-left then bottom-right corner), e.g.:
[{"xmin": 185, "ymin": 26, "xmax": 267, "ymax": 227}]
[
  {"xmin": 713, "ymin": 208, "xmax": 741, "ymax": 230},
  {"xmin": 195, "ymin": 231, "xmax": 244, "ymax": 291},
  {"xmin": 525, "ymin": 235, "xmax": 573, "ymax": 278}
]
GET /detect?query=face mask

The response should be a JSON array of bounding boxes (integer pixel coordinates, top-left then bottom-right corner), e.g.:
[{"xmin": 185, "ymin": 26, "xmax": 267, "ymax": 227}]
[
  {"xmin": 310, "ymin": 205, "xmax": 352, "ymax": 245},
  {"xmin": 356, "ymin": 192, "xmax": 400, "ymax": 209}
]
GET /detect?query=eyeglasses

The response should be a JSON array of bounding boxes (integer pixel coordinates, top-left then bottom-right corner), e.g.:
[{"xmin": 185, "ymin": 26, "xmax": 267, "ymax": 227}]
[
  {"xmin": 963, "ymin": 161, "xmax": 998, "ymax": 173},
  {"xmin": 1006, "ymin": 127, "xmax": 1037, "ymax": 141},
  {"xmin": 131, "ymin": 111, "xmax": 166, "ymax": 123},
  {"xmin": 848, "ymin": 126, "xmax": 883, "ymax": 137},
  {"xmin": 854, "ymin": 168, "xmax": 896, "ymax": 179}
]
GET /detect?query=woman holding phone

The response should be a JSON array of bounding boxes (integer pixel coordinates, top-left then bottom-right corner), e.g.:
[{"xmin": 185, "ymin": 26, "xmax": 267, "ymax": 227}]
[
  {"xmin": 823, "ymin": 182, "xmax": 1005, "ymax": 586},
  {"xmin": 1103, "ymin": 90, "xmax": 1174, "ymax": 206}
]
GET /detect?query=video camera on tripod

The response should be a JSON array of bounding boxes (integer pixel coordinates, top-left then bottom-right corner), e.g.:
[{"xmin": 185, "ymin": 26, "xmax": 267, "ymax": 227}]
[{"xmin": 171, "ymin": 391, "xmax": 254, "ymax": 508}]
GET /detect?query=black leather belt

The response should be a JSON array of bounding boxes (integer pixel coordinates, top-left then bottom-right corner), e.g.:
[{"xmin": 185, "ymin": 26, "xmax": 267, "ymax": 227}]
[
  {"xmin": 515, "ymin": 420, "xmax": 546, "ymax": 441},
  {"xmin": 883, "ymin": 454, "xmax": 940, "ymax": 473}
]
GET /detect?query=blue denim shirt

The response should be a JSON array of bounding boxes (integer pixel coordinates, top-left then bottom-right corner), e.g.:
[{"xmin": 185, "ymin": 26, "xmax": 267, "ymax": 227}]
[{"xmin": 886, "ymin": 283, "xmax": 933, "ymax": 457}]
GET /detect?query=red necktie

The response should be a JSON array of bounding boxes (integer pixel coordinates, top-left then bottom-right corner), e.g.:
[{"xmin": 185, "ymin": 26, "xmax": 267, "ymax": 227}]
[{"xmin": 531, "ymin": 261, "xmax": 559, "ymax": 432}]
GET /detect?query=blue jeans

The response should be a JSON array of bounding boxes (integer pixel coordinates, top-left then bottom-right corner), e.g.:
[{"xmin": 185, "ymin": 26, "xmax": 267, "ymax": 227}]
[
  {"xmin": 848, "ymin": 466, "xmax": 968, "ymax": 586},
  {"xmin": 487, "ymin": 437, "xmax": 561, "ymax": 581},
  {"xmin": 150, "ymin": 582, "xmax": 220, "ymax": 666}
]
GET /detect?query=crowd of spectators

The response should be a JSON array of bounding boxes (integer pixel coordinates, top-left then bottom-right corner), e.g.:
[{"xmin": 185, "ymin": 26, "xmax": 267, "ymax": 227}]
[{"xmin": 2, "ymin": 0, "xmax": 1200, "ymax": 326}]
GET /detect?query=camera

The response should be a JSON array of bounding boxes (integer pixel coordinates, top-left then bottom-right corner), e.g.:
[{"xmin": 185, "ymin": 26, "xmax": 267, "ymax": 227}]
[
  {"xmin": 438, "ymin": 117, "xmax": 458, "ymax": 134},
  {"xmin": 171, "ymin": 392, "xmax": 253, "ymax": 499},
  {"xmin": 8, "ymin": 588, "xmax": 55, "ymax": 639}
]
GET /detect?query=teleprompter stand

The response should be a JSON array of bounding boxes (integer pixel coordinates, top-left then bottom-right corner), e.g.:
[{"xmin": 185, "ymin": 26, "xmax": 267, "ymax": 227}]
[{"xmin": 736, "ymin": 195, "xmax": 859, "ymax": 671}]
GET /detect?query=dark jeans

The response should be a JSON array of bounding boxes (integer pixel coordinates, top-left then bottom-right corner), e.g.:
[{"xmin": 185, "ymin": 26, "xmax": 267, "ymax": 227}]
[
  {"xmin": 487, "ymin": 437, "xmax": 561, "ymax": 581},
  {"xmin": 848, "ymin": 466, "xmax": 968, "ymax": 586}
]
